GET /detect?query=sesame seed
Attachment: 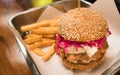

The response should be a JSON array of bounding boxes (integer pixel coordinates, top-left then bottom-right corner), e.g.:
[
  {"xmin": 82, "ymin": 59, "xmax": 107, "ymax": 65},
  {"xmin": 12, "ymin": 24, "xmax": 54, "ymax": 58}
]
[{"xmin": 58, "ymin": 8, "xmax": 108, "ymax": 42}]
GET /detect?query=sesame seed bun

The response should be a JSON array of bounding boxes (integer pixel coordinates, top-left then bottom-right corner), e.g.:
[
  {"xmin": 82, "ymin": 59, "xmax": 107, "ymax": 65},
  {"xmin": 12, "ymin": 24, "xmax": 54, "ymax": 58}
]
[{"xmin": 58, "ymin": 8, "xmax": 108, "ymax": 42}]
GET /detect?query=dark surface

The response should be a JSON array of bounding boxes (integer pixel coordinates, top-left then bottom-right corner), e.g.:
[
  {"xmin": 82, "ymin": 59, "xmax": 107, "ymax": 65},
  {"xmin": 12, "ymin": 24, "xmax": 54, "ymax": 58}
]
[
  {"xmin": 115, "ymin": 0, "xmax": 120, "ymax": 13},
  {"xmin": 85, "ymin": 0, "xmax": 96, "ymax": 3},
  {"xmin": 114, "ymin": 70, "xmax": 120, "ymax": 75}
]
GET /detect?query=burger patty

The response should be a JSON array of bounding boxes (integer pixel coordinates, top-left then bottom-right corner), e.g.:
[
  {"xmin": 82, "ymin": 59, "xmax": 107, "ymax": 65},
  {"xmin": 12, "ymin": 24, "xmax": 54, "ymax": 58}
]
[{"xmin": 60, "ymin": 42, "xmax": 108, "ymax": 64}]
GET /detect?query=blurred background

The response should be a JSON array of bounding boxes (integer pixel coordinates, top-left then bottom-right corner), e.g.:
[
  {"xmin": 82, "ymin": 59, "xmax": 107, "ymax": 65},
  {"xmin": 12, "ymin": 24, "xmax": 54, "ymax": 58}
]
[
  {"xmin": 15, "ymin": 0, "xmax": 96, "ymax": 10},
  {"xmin": 15, "ymin": 0, "xmax": 119, "ymax": 13}
]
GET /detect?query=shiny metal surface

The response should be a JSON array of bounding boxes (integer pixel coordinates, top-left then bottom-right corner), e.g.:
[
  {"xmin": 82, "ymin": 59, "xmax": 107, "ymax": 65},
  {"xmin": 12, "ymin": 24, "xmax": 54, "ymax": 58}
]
[{"xmin": 8, "ymin": 0, "xmax": 90, "ymax": 75}]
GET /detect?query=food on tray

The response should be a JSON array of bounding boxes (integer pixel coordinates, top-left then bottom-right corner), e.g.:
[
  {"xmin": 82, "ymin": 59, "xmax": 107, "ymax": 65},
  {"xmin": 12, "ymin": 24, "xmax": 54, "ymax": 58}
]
[
  {"xmin": 29, "ymin": 38, "xmax": 55, "ymax": 49},
  {"xmin": 21, "ymin": 18, "xmax": 60, "ymax": 32},
  {"xmin": 24, "ymin": 34, "xmax": 42, "ymax": 44},
  {"xmin": 56, "ymin": 8, "xmax": 111, "ymax": 70},
  {"xmin": 21, "ymin": 18, "xmax": 60, "ymax": 61},
  {"xmin": 21, "ymin": 20, "xmax": 50, "ymax": 32},
  {"xmin": 43, "ymin": 34, "xmax": 56, "ymax": 39},
  {"xmin": 42, "ymin": 43, "xmax": 55, "ymax": 61},
  {"xmin": 31, "ymin": 27, "xmax": 58, "ymax": 34},
  {"xmin": 32, "ymin": 48, "xmax": 46, "ymax": 56}
]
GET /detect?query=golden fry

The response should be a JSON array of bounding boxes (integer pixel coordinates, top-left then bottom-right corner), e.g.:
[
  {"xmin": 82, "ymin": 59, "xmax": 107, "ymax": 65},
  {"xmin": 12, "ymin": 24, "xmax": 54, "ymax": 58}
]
[
  {"xmin": 24, "ymin": 34, "xmax": 41, "ymax": 38},
  {"xmin": 50, "ymin": 18, "xmax": 60, "ymax": 27},
  {"xmin": 29, "ymin": 44, "xmax": 37, "ymax": 50},
  {"xmin": 42, "ymin": 43, "xmax": 55, "ymax": 61},
  {"xmin": 43, "ymin": 34, "xmax": 56, "ymax": 39},
  {"xmin": 29, "ymin": 38, "xmax": 55, "ymax": 49},
  {"xmin": 32, "ymin": 48, "xmax": 45, "ymax": 56},
  {"xmin": 41, "ymin": 38, "xmax": 55, "ymax": 41},
  {"xmin": 24, "ymin": 34, "xmax": 42, "ymax": 44},
  {"xmin": 24, "ymin": 34, "xmax": 34, "ymax": 38},
  {"xmin": 31, "ymin": 27, "xmax": 58, "ymax": 35},
  {"xmin": 50, "ymin": 22, "xmax": 58, "ymax": 27},
  {"xmin": 21, "ymin": 20, "xmax": 51, "ymax": 32}
]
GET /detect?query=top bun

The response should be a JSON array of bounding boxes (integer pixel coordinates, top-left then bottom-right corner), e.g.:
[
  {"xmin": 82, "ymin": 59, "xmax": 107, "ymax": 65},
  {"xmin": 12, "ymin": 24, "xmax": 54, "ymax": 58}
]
[{"xmin": 58, "ymin": 8, "xmax": 108, "ymax": 42}]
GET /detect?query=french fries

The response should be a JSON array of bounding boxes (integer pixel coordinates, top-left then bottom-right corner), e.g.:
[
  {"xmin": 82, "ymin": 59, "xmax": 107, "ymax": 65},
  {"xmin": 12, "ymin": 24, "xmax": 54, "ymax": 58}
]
[
  {"xmin": 43, "ymin": 34, "xmax": 56, "ymax": 39},
  {"xmin": 21, "ymin": 18, "xmax": 60, "ymax": 61},
  {"xmin": 32, "ymin": 48, "xmax": 45, "ymax": 56},
  {"xmin": 29, "ymin": 38, "xmax": 55, "ymax": 50},
  {"xmin": 24, "ymin": 34, "xmax": 42, "ymax": 44},
  {"xmin": 31, "ymin": 27, "xmax": 58, "ymax": 34},
  {"xmin": 42, "ymin": 43, "xmax": 55, "ymax": 61},
  {"xmin": 21, "ymin": 18, "xmax": 60, "ymax": 32},
  {"xmin": 21, "ymin": 20, "xmax": 50, "ymax": 32},
  {"xmin": 24, "ymin": 34, "xmax": 39, "ymax": 38},
  {"xmin": 50, "ymin": 18, "xmax": 60, "ymax": 27}
]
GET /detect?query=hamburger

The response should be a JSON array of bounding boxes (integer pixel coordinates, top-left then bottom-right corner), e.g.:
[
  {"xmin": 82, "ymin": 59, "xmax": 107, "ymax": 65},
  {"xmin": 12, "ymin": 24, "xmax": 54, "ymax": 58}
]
[{"xmin": 56, "ymin": 8, "xmax": 111, "ymax": 70}]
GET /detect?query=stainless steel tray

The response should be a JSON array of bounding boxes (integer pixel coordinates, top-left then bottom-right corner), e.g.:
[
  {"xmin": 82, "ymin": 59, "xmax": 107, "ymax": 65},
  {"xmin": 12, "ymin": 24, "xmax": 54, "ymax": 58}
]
[{"xmin": 8, "ymin": 0, "xmax": 91, "ymax": 75}]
